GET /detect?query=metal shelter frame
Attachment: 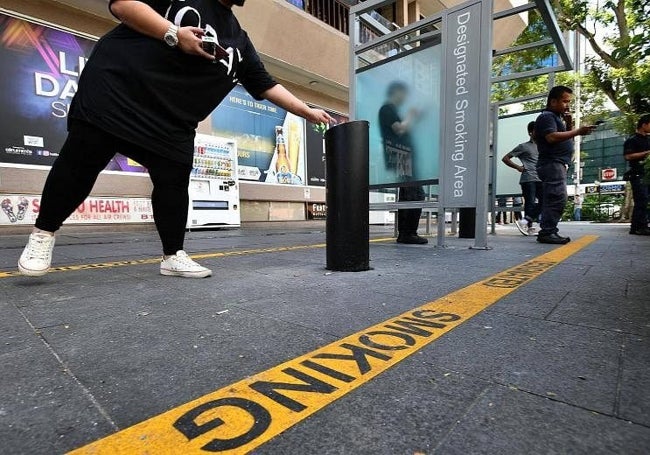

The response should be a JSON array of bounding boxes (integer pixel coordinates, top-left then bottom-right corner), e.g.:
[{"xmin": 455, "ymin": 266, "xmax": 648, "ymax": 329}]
[{"xmin": 352, "ymin": 0, "xmax": 573, "ymax": 248}]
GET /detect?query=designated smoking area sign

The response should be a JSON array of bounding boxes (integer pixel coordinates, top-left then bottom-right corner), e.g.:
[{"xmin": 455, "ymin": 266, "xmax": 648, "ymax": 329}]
[{"xmin": 349, "ymin": 0, "xmax": 574, "ymax": 249}]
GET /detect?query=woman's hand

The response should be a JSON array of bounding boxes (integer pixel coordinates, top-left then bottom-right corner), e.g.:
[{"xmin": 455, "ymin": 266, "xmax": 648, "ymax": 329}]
[
  {"xmin": 177, "ymin": 27, "xmax": 215, "ymax": 61},
  {"xmin": 304, "ymin": 108, "xmax": 335, "ymax": 125}
]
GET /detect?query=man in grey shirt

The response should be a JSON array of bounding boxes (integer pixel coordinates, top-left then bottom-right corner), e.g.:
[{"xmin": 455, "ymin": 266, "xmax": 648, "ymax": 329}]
[{"xmin": 502, "ymin": 121, "xmax": 542, "ymax": 235}]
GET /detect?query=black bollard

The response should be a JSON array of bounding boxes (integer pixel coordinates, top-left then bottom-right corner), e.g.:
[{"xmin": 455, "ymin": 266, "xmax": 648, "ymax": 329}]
[
  {"xmin": 458, "ymin": 207, "xmax": 476, "ymax": 239},
  {"xmin": 325, "ymin": 121, "xmax": 370, "ymax": 272}
]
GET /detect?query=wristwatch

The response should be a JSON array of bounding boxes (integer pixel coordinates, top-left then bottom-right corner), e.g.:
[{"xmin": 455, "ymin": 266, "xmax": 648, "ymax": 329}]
[{"xmin": 163, "ymin": 24, "xmax": 179, "ymax": 47}]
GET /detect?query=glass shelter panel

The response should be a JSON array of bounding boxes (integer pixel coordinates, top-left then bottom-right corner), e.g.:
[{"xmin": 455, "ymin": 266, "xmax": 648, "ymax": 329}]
[
  {"xmin": 356, "ymin": 44, "xmax": 442, "ymax": 188},
  {"xmin": 495, "ymin": 111, "xmax": 539, "ymax": 196}
]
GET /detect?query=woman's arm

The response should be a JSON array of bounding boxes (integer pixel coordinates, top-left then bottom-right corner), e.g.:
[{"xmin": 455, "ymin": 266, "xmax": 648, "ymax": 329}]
[
  {"xmin": 110, "ymin": 0, "xmax": 214, "ymax": 60},
  {"xmin": 261, "ymin": 85, "xmax": 334, "ymax": 124}
]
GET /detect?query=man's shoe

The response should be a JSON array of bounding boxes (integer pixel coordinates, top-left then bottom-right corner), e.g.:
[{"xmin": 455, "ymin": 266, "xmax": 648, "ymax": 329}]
[
  {"xmin": 515, "ymin": 219, "xmax": 530, "ymax": 235},
  {"xmin": 537, "ymin": 233, "xmax": 571, "ymax": 244},
  {"xmin": 160, "ymin": 250, "xmax": 212, "ymax": 278},
  {"xmin": 396, "ymin": 234, "xmax": 429, "ymax": 245},
  {"xmin": 18, "ymin": 232, "xmax": 56, "ymax": 277},
  {"xmin": 630, "ymin": 228, "xmax": 650, "ymax": 236}
]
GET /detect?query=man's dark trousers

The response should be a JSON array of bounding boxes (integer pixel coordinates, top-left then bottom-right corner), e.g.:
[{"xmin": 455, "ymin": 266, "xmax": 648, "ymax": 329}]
[
  {"xmin": 398, "ymin": 186, "xmax": 425, "ymax": 235},
  {"xmin": 520, "ymin": 181, "xmax": 543, "ymax": 221},
  {"xmin": 630, "ymin": 175, "xmax": 649, "ymax": 232},
  {"xmin": 537, "ymin": 161, "xmax": 567, "ymax": 236}
]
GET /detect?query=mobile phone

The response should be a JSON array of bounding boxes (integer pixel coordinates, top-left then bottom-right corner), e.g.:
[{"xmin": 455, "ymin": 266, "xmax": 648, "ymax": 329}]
[{"xmin": 201, "ymin": 36, "xmax": 229, "ymax": 60}]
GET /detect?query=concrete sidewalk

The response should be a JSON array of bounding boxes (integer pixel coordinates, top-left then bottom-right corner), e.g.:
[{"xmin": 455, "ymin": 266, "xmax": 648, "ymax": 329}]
[{"xmin": 1, "ymin": 222, "xmax": 649, "ymax": 454}]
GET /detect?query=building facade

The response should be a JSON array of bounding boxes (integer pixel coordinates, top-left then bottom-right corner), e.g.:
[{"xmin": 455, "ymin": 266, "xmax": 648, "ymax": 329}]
[{"xmin": 0, "ymin": 0, "xmax": 526, "ymax": 230}]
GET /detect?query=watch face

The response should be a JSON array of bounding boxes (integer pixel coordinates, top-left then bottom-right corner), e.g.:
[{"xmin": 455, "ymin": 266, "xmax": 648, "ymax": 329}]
[{"xmin": 165, "ymin": 32, "xmax": 178, "ymax": 47}]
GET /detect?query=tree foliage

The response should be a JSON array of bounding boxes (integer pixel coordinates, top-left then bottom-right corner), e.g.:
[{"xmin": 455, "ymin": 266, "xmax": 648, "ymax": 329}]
[
  {"xmin": 558, "ymin": 0, "xmax": 650, "ymax": 132},
  {"xmin": 492, "ymin": 0, "xmax": 650, "ymax": 133}
]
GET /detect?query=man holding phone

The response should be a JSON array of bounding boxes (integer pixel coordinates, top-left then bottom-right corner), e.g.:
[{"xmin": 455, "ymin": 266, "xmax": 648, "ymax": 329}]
[
  {"xmin": 17, "ymin": 0, "xmax": 333, "ymax": 278},
  {"xmin": 535, "ymin": 86, "xmax": 595, "ymax": 244},
  {"xmin": 623, "ymin": 114, "xmax": 650, "ymax": 235}
]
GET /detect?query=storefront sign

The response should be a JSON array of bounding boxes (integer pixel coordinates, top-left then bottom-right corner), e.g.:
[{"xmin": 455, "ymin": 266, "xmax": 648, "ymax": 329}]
[
  {"xmin": 307, "ymin": 202, "xmax": 327, "ymax": 219},
  {"xmin": 0, "ymin": 194, "xmax": 154, "ymax": 225}
]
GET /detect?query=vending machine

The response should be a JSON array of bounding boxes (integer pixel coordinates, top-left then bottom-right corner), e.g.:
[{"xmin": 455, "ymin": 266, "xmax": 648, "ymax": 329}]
[{"xmin": 186, "ymin": 134, "xmax": 241, "ymax": 229}]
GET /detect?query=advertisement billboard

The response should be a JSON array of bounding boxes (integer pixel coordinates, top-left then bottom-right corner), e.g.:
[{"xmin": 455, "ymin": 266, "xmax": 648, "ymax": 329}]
[
  {"xmin": 0, "ymin": 13, "xmax": 147, "ymax": 173},
  {"xmin": 211, "ymin": 85, "xmax": 307, "ymax": 185},
  {"xmin": 355, "ymin": 44, "xmax": 442, "ymax": 188},
  {"xmin": 0, "ymin": 12, "xmax": 346, "ymax": 186}
]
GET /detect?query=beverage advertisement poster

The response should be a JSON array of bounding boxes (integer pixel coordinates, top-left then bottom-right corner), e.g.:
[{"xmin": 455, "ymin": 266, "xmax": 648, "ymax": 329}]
[
  {"xmin": 304, "ymin": 110, "xmax": 349, "ymax": 187},
  {"xmin": 211, "ymin": 85, "xmax": 306, "ymax": 185},
  {"xmin": 263, "ymin": 113, "xmax": 306, "ymax": 185},
  {"xmin": 0, "ymin": 13, "xmax": 146, "ymax": 173},
  {"xmin": 0, "ymin": 194, "xmax": 154, "ymax": 226}
]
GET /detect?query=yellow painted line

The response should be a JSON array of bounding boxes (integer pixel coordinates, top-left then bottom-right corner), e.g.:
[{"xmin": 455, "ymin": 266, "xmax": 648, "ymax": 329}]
[
  {"xmin": 0, "ymin": 237, "xmax": 395, "ymax": 279},
  {"xmin": 68, "ymin": 235, "xmax": 598, "ymax": 455}
]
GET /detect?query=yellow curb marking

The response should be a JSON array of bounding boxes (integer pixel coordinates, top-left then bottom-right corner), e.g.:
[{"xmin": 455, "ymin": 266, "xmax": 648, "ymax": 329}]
[{"xmin": 0, "ymin": 237, "xmax": 395, "ymax": 279}]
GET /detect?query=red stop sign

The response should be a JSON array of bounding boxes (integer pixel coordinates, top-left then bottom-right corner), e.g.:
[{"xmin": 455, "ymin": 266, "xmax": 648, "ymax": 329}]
[{"xmin": 602, "ymin": 168, "xmax": 616, "ymax": 180}]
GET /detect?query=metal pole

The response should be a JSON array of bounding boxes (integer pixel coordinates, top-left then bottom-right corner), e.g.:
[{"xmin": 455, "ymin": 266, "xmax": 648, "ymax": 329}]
[
  {"xmin": 451, "ymin": 210, "xmax": 458, "ymax": 235},
  {"xmin": 472, "ymin": 0, "xmax": 493, "ymax": 249},
  {"xmin": 490, "ymin": 104, "xmax": 499, "ymax": 235},
  {"xmin": 573, "ymin": 30, "xmax": 582, "ymax": 195},
  {"xmin": 348, "ymin": 11, "xmax": 359, "ymax": 120}
]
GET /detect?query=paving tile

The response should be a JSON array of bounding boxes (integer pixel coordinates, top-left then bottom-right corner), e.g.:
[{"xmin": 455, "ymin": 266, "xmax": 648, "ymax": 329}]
[
  {"xmin": 254, "ymin": 360, "xmax": 490, "ymax": 455},
  {"xmin": 424, "ymin": 311, "xmax": 622, "ymax": 415},
  {"xmin": 433, "ymin": 385, "xmax": 650, "ymax": 455},
  {"xmin": 0, "ymin": 302, "xmax": 35, "ymax": 355},
  {"xmin": 37, "ymin": 304, "xmax": 336, "ymax": 428},
  {"xmin": 618, "ymin": 335, "xmax": 650, "ymax": 426},
  {"xmin": 232, "ymin": 283, "xmax": 420, "ymax": 338},
  {"xmin": 0, "ymin": 344, "xmax": 116, "ymax": 455}
]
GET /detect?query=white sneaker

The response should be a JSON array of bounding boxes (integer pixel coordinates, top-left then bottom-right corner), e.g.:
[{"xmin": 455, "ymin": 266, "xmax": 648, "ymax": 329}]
[
  {"xmin": 160, "ymin": 250, "xmax": 212, "ymax": 278},
  {"xmin": 18, "ymin": 232, "xmax": 56, "ymax": 277}
]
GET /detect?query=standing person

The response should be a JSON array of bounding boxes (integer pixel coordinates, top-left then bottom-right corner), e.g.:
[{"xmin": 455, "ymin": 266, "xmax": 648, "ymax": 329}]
[
  {"xmin": 502, "ymin": 121, "xmax": 542, "ymax": 235},
  {"xmin": 17, "ymin": 0, "xmax": 333, "ymax": 278},
  {"xmin": 535, "ymin": 86, "xmax": 595, "ymax": 244},
  {"xmin": 623, "ymin": 114, "xmax": 650, "ymax": 235},
  {"xmin": 495, "ymin": 196, "xmax": 508, "ymax": 224},
  {"xmin": 573, "ymin": 193, "xmax": 583, "ymax": 221},
  {"xmin": 379, "ymin": 82, "xmax": 427, "ymax": 245}
]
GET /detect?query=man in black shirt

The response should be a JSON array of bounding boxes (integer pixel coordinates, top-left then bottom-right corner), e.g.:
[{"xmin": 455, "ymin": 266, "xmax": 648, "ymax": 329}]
[
  {"xmin": 623, "ymin": 114, "xmax": 650, "ymax": 235},
  {"xmin": 17, "ymin": 0, "xmax": 332, "ymax": 278},
  {"xmin": 379, "ymin": 82, "xmax": 427, "ymax": 245},
  {"xmin": 535, "ymin": 86, "xmax": 594, "ymax": 244}
]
